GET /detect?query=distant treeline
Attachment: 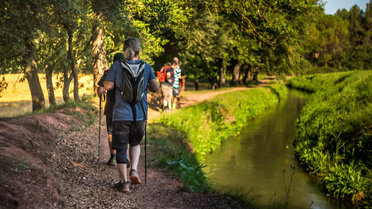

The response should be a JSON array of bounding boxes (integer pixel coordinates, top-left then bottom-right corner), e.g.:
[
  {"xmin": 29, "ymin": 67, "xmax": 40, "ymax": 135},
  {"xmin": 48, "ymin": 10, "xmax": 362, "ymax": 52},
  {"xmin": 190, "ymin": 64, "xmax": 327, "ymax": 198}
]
[{"xmin": 0, "ymin": 0, "xmax": 371, "ymax": 111}]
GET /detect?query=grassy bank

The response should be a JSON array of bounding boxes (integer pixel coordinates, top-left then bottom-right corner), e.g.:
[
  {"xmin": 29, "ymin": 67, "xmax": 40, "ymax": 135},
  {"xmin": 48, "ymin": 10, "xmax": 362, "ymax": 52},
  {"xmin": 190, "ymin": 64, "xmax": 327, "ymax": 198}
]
[
  {"xmin": 287, "ymin": 71, "xmax": 372, "ymax": 205},
  {"xmin": 148, "ymin": 83, "xmax": 287, "ymax": 193}
]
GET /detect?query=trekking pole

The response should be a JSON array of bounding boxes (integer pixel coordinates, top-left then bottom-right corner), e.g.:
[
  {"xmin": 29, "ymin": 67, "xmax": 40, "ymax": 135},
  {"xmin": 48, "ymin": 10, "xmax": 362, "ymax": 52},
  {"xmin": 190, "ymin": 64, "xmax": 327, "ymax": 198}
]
[
  {"xmin": 145, "ymin": 122, "xmax": 147, "ymax": 186},
  {"xmin": 98, "ymin": 95, "xmax": 102, "ymax": 163}
]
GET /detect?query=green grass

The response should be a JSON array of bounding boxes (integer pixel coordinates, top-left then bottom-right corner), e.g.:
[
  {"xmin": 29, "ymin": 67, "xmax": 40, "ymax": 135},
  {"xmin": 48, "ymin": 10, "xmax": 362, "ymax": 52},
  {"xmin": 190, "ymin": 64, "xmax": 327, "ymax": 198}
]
[
  {"xmin": 288, "ymin": 71, "xmax": 372, "ymax": 205},
  {"xmin": 286, "ymin": 71, "xmax": 354, "ymax": 92}
]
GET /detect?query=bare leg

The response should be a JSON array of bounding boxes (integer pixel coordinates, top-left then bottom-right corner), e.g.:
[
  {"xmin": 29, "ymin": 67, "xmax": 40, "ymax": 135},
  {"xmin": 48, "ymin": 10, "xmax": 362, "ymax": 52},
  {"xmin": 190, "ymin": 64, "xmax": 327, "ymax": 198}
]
[
  {"xmin": 117, "ymin": 164, "xmax": 128, "ymax": 183},
  {"xmin": 168, "ymin": 97, "xmax": 172, "ymax": 110},
  {"xmin": 126, "ymin": 146, "xmax": 130, "ymax": 168},
  {"xmin": 177, "ymin": 97, "xmax": 181, "ymax": 108},
  {"xmin": 163, "ymin": 99, "xmax": 168, "ymax": 109},
  {"xmin": 172, "ymin": 96, "xmax": 178, "ymax": 109},
  {"xmin": 108, "ymin": 134, "xmax": 116, "ymax": 155},
  {"xmin": 130, "ymin": 145, "xmax": 141, "ymax": 171}
]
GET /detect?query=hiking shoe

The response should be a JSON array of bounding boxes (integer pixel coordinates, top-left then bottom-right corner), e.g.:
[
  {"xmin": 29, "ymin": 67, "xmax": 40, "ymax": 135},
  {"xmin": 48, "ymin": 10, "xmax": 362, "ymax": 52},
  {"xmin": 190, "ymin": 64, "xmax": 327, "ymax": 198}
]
[
  {"xmin": 130, "ymin": 169, "xmax": 141, "ymax": 185},
  {"xmin": 107, "ymin": 157, "xmax": 117, "ymax": 166},
  {"xmin": 114, "ymin": 181, "xmax": 130, "ymax": 192}
]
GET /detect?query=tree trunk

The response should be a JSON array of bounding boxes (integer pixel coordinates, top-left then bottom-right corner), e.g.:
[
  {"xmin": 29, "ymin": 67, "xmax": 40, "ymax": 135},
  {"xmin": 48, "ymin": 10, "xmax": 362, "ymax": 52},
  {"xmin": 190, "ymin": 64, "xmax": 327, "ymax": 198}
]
[
  {"xmin": 67, "ymin": 29, "xmax": 80, "ymax": 102},
  {"xmin": 193, "ymin": 78, "xmax": 200, "ymax": 90},
  {"xmin": 242, "ymin": 64, "xmax": 250, "ymax": 84},
  {"xmin": 208, "ymin": 76, "xmax": 218, "ymax": 90},
  {"xmin": 63, "ymin": 66, "xmax": 73, "ymax": 102},
  {"xmin": 45, "ymin": 65, "xmax": 56, "ymax": 105},
  {"xmin": 253, "ymin": 67, "xmax": 259, "ymax": 82},
  {"xmin": 218, "ymin": 58, "xmax": 225, "ymax": 87},
  {"xmin": 92, "ymin": 24, "xmax": 107, "ymax": 94},
  {"xmin": 24, "ymin": 39, "xmax": 45, "ymax": 111},
  {"xmin": 230, "ymin": 61, "xmax": 241, "ymax": 86}
]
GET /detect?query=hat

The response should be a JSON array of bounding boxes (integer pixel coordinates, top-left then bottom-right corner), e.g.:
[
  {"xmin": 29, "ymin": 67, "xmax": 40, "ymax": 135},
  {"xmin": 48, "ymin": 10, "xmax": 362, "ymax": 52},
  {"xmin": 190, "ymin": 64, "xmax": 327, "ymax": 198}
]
[{"xmin": 113, "ymin": 53, "xmax": 125, "ymax": 62}]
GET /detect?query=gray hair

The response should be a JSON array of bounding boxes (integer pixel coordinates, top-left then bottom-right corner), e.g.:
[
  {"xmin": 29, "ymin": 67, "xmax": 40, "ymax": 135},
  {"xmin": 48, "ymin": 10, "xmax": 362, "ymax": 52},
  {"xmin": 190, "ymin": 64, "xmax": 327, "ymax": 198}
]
[{"xmin": 123, "ymin": 37, "xmax": 141, "ymax": 60}]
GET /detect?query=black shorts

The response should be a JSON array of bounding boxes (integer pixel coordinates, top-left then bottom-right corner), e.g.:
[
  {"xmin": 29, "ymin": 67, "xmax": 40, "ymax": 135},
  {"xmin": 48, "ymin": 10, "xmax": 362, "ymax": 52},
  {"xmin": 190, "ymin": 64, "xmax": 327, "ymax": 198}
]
[
  {"xmin": 112, "ymin": 121, "xmax": 146, "ymax": 150},
  {"xmin": 106, "ymin": 115, "xmax": 113, "ymax": 135}
]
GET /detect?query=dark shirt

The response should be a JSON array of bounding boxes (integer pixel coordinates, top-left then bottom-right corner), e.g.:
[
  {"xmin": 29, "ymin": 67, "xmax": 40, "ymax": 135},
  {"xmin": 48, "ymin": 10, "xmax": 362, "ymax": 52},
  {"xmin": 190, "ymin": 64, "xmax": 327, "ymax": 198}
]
[
  {"xmin": 97, "ymin": 70, "xmax": 114, "ymax": 118},
  {"xmin": 105, "ymin": 59, "xmax": 156, "ymax": 121},
  {"xmin": 161, "ymin": 67, "xmax": 174, "ymax": 86}
]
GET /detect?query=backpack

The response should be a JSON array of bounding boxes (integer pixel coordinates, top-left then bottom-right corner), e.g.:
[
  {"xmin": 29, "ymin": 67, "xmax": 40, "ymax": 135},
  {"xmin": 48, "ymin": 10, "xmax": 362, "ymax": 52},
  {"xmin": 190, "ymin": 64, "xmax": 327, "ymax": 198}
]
[
  {"xmin": 157, "ymin": 67, "xmax": 173, "ymax": 82},
  {"xmin": 120, "ymin": 60, "xmax": 146, "ymax": 121}
]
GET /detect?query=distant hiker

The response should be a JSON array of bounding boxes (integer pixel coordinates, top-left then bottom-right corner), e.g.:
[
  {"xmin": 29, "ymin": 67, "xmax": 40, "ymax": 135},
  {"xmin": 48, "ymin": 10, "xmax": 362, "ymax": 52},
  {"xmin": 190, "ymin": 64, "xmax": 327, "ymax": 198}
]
[
  {"xmin": 158, "ymin": 62, "xmax": 171, "ymax": 110},
  {"xmin": 97, "ymin": 53, "xmax": 126, "ymax": 166},
  {"xmin": 160, "ymin": 62, "xmax": 175, "ymax": 112},
  {"xmin": 104, "ymin": 37, "xmax": 159, "ymax": 192},
  {"xmin": 171, "ymin": 57, "xmax": 186, "ymax": 110}
]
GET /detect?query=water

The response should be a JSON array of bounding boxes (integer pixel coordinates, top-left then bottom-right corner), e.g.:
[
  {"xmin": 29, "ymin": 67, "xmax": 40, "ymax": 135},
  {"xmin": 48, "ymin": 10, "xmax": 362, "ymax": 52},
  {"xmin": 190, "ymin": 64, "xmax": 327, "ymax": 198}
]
[{"xmin": 204, "ymin": 89, "xmax": 353, "ymax": 209}]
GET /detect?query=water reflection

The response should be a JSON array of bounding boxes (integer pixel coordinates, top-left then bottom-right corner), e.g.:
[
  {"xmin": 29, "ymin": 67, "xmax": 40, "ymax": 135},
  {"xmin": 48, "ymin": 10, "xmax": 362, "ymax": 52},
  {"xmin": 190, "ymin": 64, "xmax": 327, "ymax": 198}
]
[{"xmin": 204, "ymin": 89, "xmax": 354, "ymax": 209}]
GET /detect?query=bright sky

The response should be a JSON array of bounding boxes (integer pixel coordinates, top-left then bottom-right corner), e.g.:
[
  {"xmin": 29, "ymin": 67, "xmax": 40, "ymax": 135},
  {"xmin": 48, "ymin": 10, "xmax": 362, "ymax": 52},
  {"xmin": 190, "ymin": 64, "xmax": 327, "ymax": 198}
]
[{"xmin": 323, "ymin": 0, "xmax": 370, "ymax": 14}]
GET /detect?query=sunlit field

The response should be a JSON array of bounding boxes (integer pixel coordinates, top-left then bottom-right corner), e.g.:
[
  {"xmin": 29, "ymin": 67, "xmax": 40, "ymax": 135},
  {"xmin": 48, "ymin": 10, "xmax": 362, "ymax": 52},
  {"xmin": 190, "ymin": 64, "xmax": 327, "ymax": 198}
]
[{"xmin": 0, "ymin": 74, "xmax": 94, "ymax": 118}]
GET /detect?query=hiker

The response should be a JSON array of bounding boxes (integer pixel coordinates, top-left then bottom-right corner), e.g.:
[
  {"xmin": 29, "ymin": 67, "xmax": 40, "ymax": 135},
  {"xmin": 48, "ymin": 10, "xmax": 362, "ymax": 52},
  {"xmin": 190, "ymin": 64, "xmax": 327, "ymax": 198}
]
[
  {"xmin": 171, "ymin": 57, "xmax": 186, "ymax": 110},
  {"xmin": 160, "ymin": 62, "xmax": 175, "ymax": 112},
  {"xmin": 104, "ymin": 37, "xmax": 159, "ymax": 192},
  {"xmin": 97, "ymin": 53, "xmax": 129, "ymax": 166},
  {"xmin": 159, "ymin": 62, "xmax": 171, "ymax": 110}
]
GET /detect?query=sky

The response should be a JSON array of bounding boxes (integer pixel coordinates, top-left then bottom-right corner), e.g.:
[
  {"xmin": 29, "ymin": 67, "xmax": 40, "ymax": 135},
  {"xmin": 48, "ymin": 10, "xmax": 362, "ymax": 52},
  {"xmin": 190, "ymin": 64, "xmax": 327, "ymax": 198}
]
[{"xmin": 323, "ymin": 0, "xmax": 370, "ymax": 14}]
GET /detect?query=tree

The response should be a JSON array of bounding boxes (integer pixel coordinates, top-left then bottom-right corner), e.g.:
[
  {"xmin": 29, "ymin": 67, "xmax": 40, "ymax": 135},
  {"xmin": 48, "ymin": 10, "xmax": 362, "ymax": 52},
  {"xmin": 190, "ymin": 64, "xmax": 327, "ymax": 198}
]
[
  {"xmin": 305, "ymin": 14, "xmax": 350, "ymax": 67},
  {"xmin": 91, "ymin": 0, "xmax": 129, "ymax": 93},
  {"xmin": 178, "ymin": 0, "xmax": 320, "ymax": 83},
  {"xmin": 336, "ymin": 3, "xmax": 372, "ymax": 70},
  {"xmin": 0, "ymin": 0, "xmax": 52, "ymax": 111},
  {"xmin": 51, "ymin": 0, "xmax": 92, "ymax": 102}
]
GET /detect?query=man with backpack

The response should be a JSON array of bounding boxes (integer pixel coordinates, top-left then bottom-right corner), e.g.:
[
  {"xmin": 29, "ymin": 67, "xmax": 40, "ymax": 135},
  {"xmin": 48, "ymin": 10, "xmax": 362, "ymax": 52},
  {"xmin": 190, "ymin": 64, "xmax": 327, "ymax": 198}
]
[
  {"xmin": 158, "ymin": 62, "xmax": 171, "ymax": 110},
  {"xmin": 97, "ymin": 53, "xmax": 125, "ymax": 166},
  {"xmin": 104, "ymin": 37, "xmax": 159, "ymax": 192},
  {"xmin": 159, "ymin": 61, "xmax": 175, "ymax": 112}
]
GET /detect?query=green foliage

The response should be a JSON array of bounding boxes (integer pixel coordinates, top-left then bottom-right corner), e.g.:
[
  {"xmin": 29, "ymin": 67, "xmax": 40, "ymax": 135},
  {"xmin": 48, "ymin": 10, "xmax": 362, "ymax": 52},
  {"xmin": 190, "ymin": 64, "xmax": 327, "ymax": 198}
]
[
  {"xmin": 0, "ymin": 0, "xmax": 52, "ymax": 72},
  {"xmin": 159, "ymin": 83, "xmax": 287, "ymax": 161},
  {"xmin": 290, "ymin": 71, "xmax": 372, "ymax": 203},
  {"xmin": 322, "ymin": 162, "xmax": 370, "ymax": 199},
  {"xmin": 304, "ymin": 14, "xmax": 350, "ymax": 67},
  {"xmin": 177, "ymin": 0, "xmax": 320, "ymax": 80},
  {"xmin": 165, "ymin": 151, "xmax": 208, "ymax": 192},
  {"xmin": 1, "ymin": 0, "xmax": 372, "ymax": 106},
  {"xmin": 333, "ymin": 3, "xmax": 372, "ymax": 71},
  {"xmin": 147, "ymin": 123, "xmax": 212, "ymax": 192}
]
